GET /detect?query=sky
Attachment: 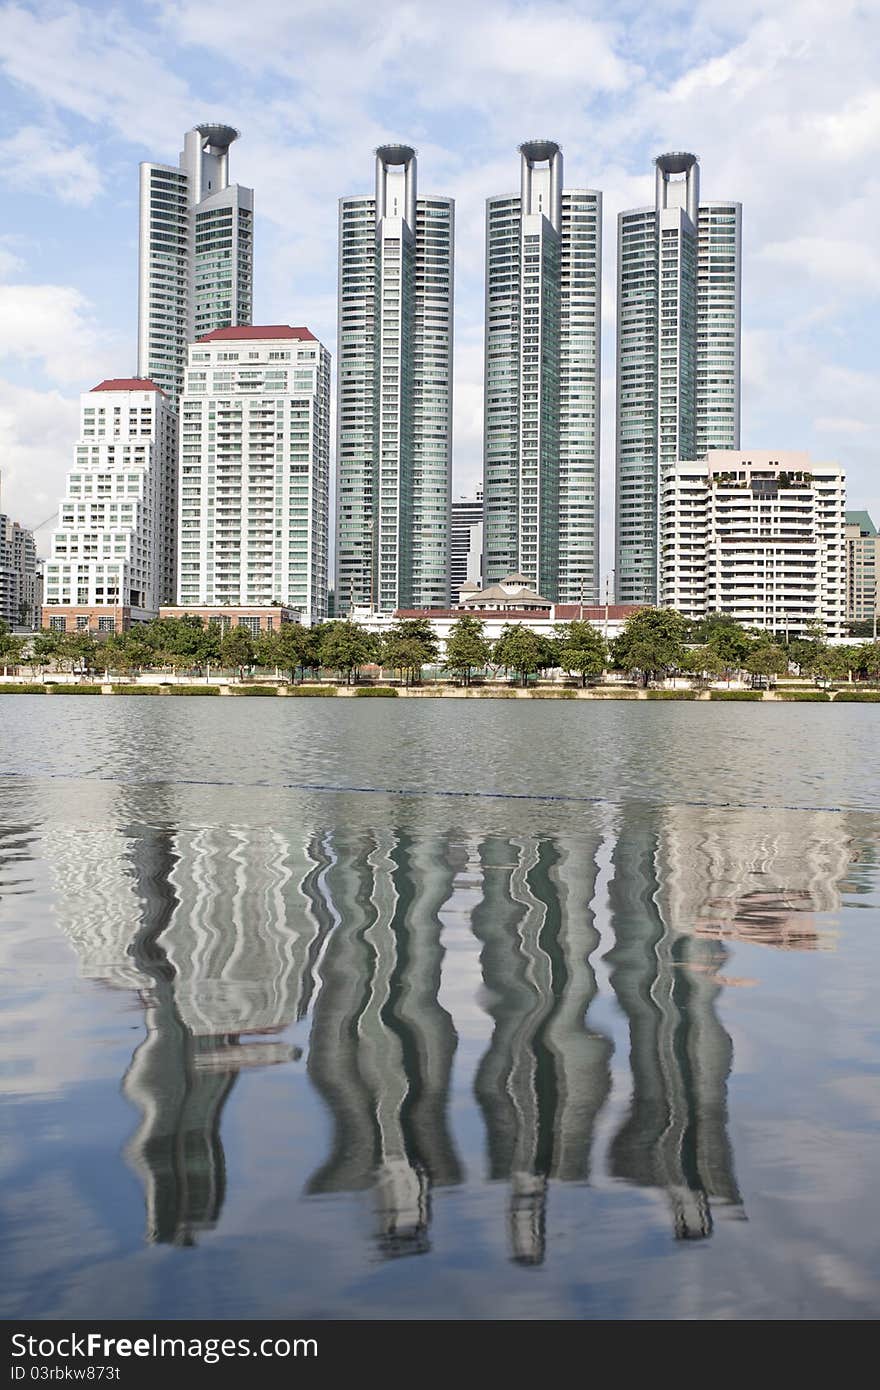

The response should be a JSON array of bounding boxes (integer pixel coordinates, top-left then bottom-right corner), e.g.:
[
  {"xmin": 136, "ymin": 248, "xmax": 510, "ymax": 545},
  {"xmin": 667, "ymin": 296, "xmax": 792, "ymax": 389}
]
[{"xmin": 0, "ymin": 0, "xmax": 878, "ymax": 583}]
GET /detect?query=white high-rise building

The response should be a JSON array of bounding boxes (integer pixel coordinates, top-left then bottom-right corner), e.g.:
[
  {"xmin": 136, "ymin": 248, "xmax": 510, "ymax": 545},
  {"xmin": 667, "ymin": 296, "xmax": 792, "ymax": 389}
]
[
  {"xmin": 176, "ymin": 327, "xmax": 330, "ymax": 624},
  {"xmin": 616, "ymin": 154, "xmax": 741, "ymax": 605},
  {"xmin": 660, "ymin": 450, "xmax": 846, "ymax": 638},
  {"xmin": 42, "ymin": 380, "xmax": 177, "ymax": 629},
  {"xmin": 336, "ymin": 145, "xmax": 454, "ymax": 615},
  {"xmin": 482, "ymin": 142, "xmax": 602, "ymax": 604},
  {"xmin": 138, "ymin": 124, "xmax": 254, "ymax": 405}
]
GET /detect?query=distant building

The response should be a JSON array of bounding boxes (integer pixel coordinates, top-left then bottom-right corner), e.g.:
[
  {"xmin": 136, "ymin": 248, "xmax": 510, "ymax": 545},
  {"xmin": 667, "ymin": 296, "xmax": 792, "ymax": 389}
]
[
  {"xmin": 483, "ymin": 142, "xmax": 602, "ymax": 603},
  {"xmin": 176, "ymin": 326, "xmax": 330, "ymax": 625},
  {"xmin": 615, "ymin": 154, "xmax": 742, "ymax": 604},
  {"xmin": 660, "ymin": 450, "xmax": 846, "ymax": 638},
  {"xmin": 845, "ymin": 510, "xmax": 879, "ymax": 624},
  {"xmin": 41, "ymin": 379, "xmax": 177, "ymax": 632},
  {"xmin": 350, "ymin": 596, "xmax": 642, "ymax": 655},
  {"xmin": 138, "ymin": 124, "xmax": 254, "ymax": 405},
  {"xmin": 336, "ymin": 146, "xmax": 454, "ymax": 614},
  {"xmin": 450, "ymin": 490, "xmax": 483, "ymax": 600},
  {"xmin": 0, "ymin": 484, "xmax": 37, "ymax": 627},
  {"xmin": 158, "ymin": 606, "xmax": 299, "ymax": 633}
]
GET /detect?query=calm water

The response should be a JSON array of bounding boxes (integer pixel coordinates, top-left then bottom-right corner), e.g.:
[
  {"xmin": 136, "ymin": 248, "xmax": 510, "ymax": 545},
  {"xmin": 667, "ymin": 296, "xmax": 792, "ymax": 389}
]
[{"xmin": 1, "ymin": 697, "xmax": 879, "ymax": 1320}]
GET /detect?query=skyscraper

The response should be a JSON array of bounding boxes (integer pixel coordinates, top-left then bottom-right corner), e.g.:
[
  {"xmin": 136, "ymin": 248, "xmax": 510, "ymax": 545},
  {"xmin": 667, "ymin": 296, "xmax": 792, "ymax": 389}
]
[
  {"xmin": 450, "ymin": 488, "xmax": 483, "ymax": 600},
  {"xmin": 138, "ymin": 124, "xmax": 254, "ymax": 405},
  {"xmin": 0, "ymin": 483, "xmax": 36, "ymax": 627},
  {"xmin": 42, "ymin": 380, "xmax": 177, "ymax": 629},
  {"xmin": 482, "ymin": 141, "xmax": 602, "ymax": 604},
  {"xmin": 176, "ymin": 326, "xmax": 330, "ymax": 624},
  {"xmin": 615, "ymin": 152, "xmax": 741, "ymax": 604},
  {"xmin": 336, "ymin": 146, "xmax": 454, "ymax": 615}
]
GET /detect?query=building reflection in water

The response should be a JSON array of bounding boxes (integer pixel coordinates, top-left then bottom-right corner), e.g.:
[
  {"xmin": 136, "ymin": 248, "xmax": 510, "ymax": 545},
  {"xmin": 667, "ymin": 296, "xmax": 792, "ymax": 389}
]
[
  {"xmin": 471, "ymin": 835, "xmax": 612, "ymax": 1265},
  {"xmin": 606, "ymin": 806, "xmax": 853, "ymax": 1239},
  {"xmin": 305, "ymin": 830, "xmax": 463, "ymax": 1257},
  {"xmin": 40, "ymin": 793, "xmax": 861, "ymax": 1260}
]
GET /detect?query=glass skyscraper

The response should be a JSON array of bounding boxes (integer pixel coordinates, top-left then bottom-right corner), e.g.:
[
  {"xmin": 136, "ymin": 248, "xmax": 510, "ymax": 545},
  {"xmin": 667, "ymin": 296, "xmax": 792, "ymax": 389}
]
[
  {"xmin": 483, "ymin": 141, "xmax": 602, "ymax": 603},
  {"xmin": 615, "ymin": 152, "xmax": 741, "ymax": 604},
  {"xmin": 336, "ymin": 146, "xmax": 454, "ymax": 614},
  {"xmin": 137, "ymin": 124, "xmax": 254, "ymax": 406}
]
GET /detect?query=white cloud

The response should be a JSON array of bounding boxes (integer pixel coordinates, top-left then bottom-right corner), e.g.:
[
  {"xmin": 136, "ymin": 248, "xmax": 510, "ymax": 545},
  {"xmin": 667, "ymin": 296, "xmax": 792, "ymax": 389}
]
[
  {"xmin": 0, "ymin": 379, "xmax": 78, "ymax": 544},
  {"xmin": 0, "ymin": 284, "xmax": 119, "ymax": 385},
  {"xmin": 760, "ymin": 237, "xmax": 880, "ymax": 294},
  {"xmin": 0, "ymin": 125, "xmax": 103, "ymax": 205}
]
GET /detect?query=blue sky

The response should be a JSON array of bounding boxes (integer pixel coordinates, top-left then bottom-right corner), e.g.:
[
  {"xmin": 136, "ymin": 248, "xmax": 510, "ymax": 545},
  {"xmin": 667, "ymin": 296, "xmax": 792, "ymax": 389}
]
[{"xmin": 1, "ymin": 0, "xmax": 878, "ymax": 582}]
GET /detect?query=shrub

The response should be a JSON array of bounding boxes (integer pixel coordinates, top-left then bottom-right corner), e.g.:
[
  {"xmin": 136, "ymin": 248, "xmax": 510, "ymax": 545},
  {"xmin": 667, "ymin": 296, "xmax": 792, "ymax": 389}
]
[
  {"xmin": 833, "ymin": 689, "xmax": 880, "ymax": 702},
  {"xmin": 170, "ymin": 686, "xmax": 219, "ymax": 696},
  {"xmin": 229, "ymin": 685, "xmax": 281, "ymax": 696},
  {"xmin": 646, "ymin": 689, "xmax": 697, "ymax": 700},
  {"xmin": 354, "ymin": 686, "xmax": 398, "ymax": 697},
  {"xmin": 283, "ymin": 685, "xmax": 337, "ymax": 697},
  {"xmin": 710, "ymin": 690, "xmax": 763, "ymax": 701},
  {"xmin": 589, "ymin": 688, "xmax": 639, "ymax": 698},
  {"xmin": 0, "ymin": 683, "xmax": 47, "ymax": 694},
  {"xmin": 112, "ymin": 685, "xmax": 165, "ymax": 695},
  {"xmin": 778, "ymin": 691, "xmax": 830, "ymax": 702},
  {"xmin": 48, "ymin": 684, "xmax": 102, "ymax": 694}
]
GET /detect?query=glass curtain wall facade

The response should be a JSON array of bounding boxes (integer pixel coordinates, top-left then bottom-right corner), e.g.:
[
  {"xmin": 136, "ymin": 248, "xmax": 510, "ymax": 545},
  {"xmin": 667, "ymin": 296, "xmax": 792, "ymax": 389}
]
[
  {"xmin": 483, "ymin": 142, "xmax": 601, "ymax": 603},
  {"xmin": 336, "ymin": 147, "xmax": 453, "ymax": 614},
  {"xmin": 138, "ymin": 125, "xmax": 254, "ymax": 406},
  {"xmin": 615, "ymin": 153, "xmax": 741, "ymax": 604}
]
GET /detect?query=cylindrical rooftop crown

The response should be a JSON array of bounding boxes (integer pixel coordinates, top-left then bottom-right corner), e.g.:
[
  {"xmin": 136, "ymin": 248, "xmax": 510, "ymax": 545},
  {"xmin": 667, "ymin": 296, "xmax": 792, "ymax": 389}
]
[
  {"xmin": 518, "ymin": 139, "xmax": 561, "ymax": 163},
  {"xmin": 375, "ymin": 143, "xmax": 417, "ymax": 166},
  {"xmin": 195, "ymin": 123, "xmax": 240, "ymax": 152},
  {"xmin": 654, "ymin": 151, "xmax": 698, "ymax": 174}
]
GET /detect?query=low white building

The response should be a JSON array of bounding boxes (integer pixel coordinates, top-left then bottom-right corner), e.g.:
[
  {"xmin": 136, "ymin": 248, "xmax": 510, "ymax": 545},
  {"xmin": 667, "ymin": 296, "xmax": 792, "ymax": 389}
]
[
  {"xmin": 177, "ymin": 326, "xmax": 330, "ymax": 625},
  {"xmin": 42, "ymin": 379, "xmax": 177, "ymax": 629},
  {"xmin": 350, "ymin": 577, "xmax": 642, "ymax": 658},
  {"xmin": 660, "ymin": 450, "xmax": 846, "ymax": 638}
]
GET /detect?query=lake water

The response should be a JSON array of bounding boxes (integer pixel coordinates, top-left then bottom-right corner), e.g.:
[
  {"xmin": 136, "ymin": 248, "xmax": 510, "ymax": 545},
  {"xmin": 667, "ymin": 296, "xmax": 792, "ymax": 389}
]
[{"xmin": 1, "ymin": 697, "xmax": 878, "ymax": 1320}]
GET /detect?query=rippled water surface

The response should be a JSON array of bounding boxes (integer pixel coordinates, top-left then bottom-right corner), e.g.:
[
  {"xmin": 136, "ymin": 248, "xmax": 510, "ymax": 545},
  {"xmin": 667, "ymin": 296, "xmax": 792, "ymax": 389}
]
[{"xmin": 1, "ymin": 697, "xmax": 878, "ymax": 1319}]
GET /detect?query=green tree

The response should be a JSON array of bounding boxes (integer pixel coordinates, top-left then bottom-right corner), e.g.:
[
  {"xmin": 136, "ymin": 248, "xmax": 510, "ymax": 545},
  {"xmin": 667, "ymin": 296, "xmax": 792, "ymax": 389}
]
[
  {"xmin": 220, "ymin": 626, "xmax": 255, "ymax": 675},
  {"xmin": 610, "ymin": 607, "xmax": 687, "ymax": 686},
  {"xmin": 275, "ymin": 622, "xmax": 311, "ymax": 681},
  {"xmin": 0, "ymin": 627, "xmax": 24, "ymax": 669},
  {"xmin": 443, "ymin": 615, "xmax": 491, "ymax": 686},
  {"xmin": 745, "ymin": 643, "xmax": 789, "ymax": 678},
  {"xmin": 320, "ymin": 621, "xmax": 377, "ymax": 684},
  {"xmin": 555, "ymin": 620, "xmax": 607, "ymax": 686},
  {"xmin": 682, "ymin": 645, "xmax": 726, "ymax": 682},
  {"xmin": 708, "ymin": 623, "xmax": 752, "ymax": 668},
  {"xmin": 380, "ymin": 619, "xmax": 438, "ymax": 686},
  {"xmin": 492, "ymin": 624, "xmax": 547, "ymax": 686},
  {"xmin": 813, "ymin": 645, "xmax": 850, "ymax": 686},
  {"xmin": 64, "ymin": 631, "xmax": 98, "ymax": 676},
  {"xmin": 33, "ymin": 630, "xmax": 65, "ymax": 671}
]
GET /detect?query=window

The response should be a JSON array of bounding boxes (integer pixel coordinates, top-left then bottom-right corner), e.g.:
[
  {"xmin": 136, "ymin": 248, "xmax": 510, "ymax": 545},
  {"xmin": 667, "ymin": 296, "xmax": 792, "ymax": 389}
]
[
  {"xmin": 98, "ymin": 617, "xmax": 115, "ymax": 633},
  {"xmin": 238, "ymin": 616, "xmax": 260, "ymax": 634},
  {"xmin": 50, "ymin": 616, "xmax": 66, "ymax": 632}
]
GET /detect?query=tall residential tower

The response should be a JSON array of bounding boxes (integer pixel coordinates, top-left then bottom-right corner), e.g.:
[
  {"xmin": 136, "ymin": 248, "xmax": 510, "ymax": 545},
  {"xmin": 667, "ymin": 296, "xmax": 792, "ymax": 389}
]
[
  {"xmin": 176, "ymin": 327, "xmax": 330, "ymax": 625},
  {"xmin": 138, "ymin": 124, "xmax": 254, "ymax": 405},
  {"xmin": 615, "ymin": 153, "xmax": 741, "ymax": 604},
  {"xmin": 482, "ymin": 141, "xmax": 602, "ymax": 603},
  {"xmin": 336, "ymin": 145, "xmax": 454, "ymax": 614}
]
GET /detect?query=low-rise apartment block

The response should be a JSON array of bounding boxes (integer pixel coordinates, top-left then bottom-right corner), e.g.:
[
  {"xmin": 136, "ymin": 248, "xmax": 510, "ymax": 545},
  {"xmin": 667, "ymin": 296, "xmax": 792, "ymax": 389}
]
[{"xmin": 660, "ymin": 450, "xmax": 846, "ymax": 637}]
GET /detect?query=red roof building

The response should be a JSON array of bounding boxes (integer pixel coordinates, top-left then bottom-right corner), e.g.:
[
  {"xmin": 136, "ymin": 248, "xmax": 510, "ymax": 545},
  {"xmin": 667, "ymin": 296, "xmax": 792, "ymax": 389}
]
[
  {"xmin": 197, "ymin": 325, "xmax": 316, "ymax": 343},
  {"xmin": 90, "ymin": 378, "xmax": 166, "ymax": 394}
]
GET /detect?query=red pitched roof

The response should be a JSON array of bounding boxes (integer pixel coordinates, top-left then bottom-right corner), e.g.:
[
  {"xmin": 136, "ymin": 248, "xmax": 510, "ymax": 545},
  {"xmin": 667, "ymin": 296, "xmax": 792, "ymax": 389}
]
[
  {"xmin": 197, "ymin": 325, "xmax": 317, "ymax": 342},
  {"xmin": 91, "ymin": 378, "xmax": 166, "ymax": 394}
]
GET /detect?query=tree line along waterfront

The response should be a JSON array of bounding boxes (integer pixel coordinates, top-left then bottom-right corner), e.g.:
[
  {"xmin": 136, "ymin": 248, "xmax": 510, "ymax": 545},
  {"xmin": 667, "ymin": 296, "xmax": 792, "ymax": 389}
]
[{"xmin": 2, "ymin": 609, "xmax": 880, "ymax": 696}]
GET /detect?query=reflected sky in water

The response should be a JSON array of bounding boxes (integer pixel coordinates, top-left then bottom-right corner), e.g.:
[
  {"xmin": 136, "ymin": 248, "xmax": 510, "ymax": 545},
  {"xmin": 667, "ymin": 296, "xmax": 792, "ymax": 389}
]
[{"xmin": 1, "ymin": 698, "xmax": 879, "ymax": 1319}]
